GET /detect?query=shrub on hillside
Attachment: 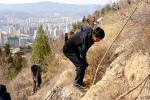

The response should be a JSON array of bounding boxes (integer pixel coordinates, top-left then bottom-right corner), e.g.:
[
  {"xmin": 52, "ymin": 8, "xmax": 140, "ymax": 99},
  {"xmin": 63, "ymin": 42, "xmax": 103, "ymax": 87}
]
[
  {"xmin": 6, "ymin": 54, "xmax": 13, "ymax": 63},
  {"xmin": 72, "ymin": 21, "xmax": 82, "ymax": 30},
  {"xmin": 87, "ymin": 42, "xmax": 114, "ymax": 83}
]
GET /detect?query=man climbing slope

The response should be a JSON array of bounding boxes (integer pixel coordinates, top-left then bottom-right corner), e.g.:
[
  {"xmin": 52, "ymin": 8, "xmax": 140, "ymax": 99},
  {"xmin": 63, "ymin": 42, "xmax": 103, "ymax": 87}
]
[
  {"xmin": 31, "ymin": 64, "xmax": 42, "ymax": 93},
  {"xmin": 63, "ymin": 26, "xmax": 105, "ymax": 89}
]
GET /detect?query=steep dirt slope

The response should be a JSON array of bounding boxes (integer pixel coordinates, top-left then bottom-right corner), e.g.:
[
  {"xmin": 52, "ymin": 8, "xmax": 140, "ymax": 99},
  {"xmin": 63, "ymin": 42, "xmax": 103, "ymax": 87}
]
[
  {"xmin": 44, "ymin": 1, "xmax": 150, "ymax": 100},
  {"xmin": 82, "ymin": 2, "xmax": 150, "ymax": 100}
]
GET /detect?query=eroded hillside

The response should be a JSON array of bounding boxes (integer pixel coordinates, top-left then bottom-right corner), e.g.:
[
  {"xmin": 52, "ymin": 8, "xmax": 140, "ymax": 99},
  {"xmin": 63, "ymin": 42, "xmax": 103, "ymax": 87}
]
[
  {"xmin": 3, "ymin": 0, "xmax": 150, "ymax": 100},
  {"xmin": 43, "ymin": 1, "xmax": 150, "ymax": 100}
]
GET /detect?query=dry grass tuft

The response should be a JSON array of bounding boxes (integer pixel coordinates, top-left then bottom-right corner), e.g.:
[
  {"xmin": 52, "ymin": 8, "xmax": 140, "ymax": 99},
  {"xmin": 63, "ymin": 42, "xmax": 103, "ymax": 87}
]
[{"xmin": 87, "ymin": 41, "xmax": 114, "ymax": 83}]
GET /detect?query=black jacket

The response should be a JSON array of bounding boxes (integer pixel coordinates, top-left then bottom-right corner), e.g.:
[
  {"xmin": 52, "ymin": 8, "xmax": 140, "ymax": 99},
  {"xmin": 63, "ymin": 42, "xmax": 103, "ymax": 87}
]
[
  {"xmin": 63, "ymin": 27, "xmax": 94, "ymax": 65},
  {"xmin": 65, "ymin": 36, "xmax": 68, "ymax": 43},
  {"xmin": 31, "ymin": 65, "xmax": 42, "ymax": 80},
  {"xmin": 0, "ymin": 84, "xmax": 11, "ymax": 100}
]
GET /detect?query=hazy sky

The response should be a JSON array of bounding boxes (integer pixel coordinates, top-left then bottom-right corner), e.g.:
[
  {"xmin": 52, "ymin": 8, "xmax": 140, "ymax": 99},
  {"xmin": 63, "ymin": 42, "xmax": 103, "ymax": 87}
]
[{"xmin": 0, "ymin": 0, "xmax": 113, "ymax": 5}]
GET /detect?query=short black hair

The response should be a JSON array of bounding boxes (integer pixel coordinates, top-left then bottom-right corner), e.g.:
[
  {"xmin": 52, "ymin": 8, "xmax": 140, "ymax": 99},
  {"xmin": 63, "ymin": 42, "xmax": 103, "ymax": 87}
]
[
  {"xmin": 92, "ymin": 27, "xmax": 105, "ymax": 39},
  {"xmin": 31, "ymin": 64, "xmax": 37, "ymax": 72}
]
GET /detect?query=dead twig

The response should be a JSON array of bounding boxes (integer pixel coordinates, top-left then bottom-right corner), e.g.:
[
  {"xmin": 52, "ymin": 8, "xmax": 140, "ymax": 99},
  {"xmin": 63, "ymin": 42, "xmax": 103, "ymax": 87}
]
[
  {"xmin": 134, "ymin": 77, "xmax": 149, "ymax": 100},
  {"xmin": 116, "ymin": 74, "xmax": 150, "ymax": 100}
]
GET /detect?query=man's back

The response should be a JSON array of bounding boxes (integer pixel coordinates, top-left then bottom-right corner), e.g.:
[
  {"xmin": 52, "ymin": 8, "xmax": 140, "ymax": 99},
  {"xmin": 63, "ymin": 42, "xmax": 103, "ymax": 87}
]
[
  {"xmin": 31, "ymin": 64, "xmax": 42, "ymax": 77},
  {"xmin": 0, "ymin": 84, "xmax": 11, "ymax": 100},
  {"xmin": 0, "ymin": 93, "xmax": 11, "ymax": 100}
]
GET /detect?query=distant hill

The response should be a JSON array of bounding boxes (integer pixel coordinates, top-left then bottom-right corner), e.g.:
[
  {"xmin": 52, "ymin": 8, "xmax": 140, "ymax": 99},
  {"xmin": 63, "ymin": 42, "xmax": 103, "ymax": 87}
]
[{"xmin": 0, "ymin": 2, "xmax": 103, "ymax": 19}]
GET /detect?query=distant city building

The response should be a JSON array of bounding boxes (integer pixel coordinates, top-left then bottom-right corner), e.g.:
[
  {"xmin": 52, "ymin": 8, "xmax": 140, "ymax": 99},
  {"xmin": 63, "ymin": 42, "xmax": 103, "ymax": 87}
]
[
  {"xmin": 15, "ymin": 24, "xmax": 20, "ymax": 30},
  {"xmin": 20, "ymin": 26, "xmax": 25, "ymax": 34},
  {"xmin": 8, "ymin": 36, "xmax": 19, "ymax": 47},
  {"xmin": 19, "ymin": 37, "xmax": 32, "ymax": 47},
  {"xmin": 62, "ymin": 17, "xmax": 73, "ymax": 23},
  {"xmin": 28, "ymin": 26, "xmax": 38, "ymax": 37},
  {"xmin": 48, "ymin": 24, "xmax": 54, "ymax": 30},
  {"xmin": 0, "ymin": 31, "xmax": 9, "ymax": 46},
  {"xmin": 54, "ymin": 29, "xmax": 64, "ymax": 39},
  {"xmin": 9, "ymin": 27, "xmax": 16, "ymax": 36},
  {"xmin": 33, "ymin": 30, "xmax": 37, "ymax": 39},
  {"xmin": 54, "ymin": 24, "xmax": 59, "ymax": 29},
  {"xmin": 16, "ymin": 28, "xmax": 21, "ymax": 34},
  {"xmin": 66, "ymin": 24, "xmax": 72, "ymax": 30},
  {"xmin": 50, "ymin": 30, "xmax": 54, "ymax": 38},
  {"xmin": 2, "ymin": 24, "xmax": 9, "ymax": 33}
]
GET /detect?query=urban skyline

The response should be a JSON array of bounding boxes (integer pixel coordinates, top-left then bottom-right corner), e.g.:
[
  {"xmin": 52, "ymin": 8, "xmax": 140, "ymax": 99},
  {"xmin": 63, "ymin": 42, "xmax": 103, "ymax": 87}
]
[{"xmin": 0, "ymin": 16, "xmax": 74, "ymax": 47}]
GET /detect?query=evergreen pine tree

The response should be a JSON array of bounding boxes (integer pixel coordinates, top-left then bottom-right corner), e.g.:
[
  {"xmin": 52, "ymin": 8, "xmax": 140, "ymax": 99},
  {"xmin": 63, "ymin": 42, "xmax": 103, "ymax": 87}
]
[
  {"xmin": 31, "ymin": 25, "xmax": 51, "ymax": 65},
  {"xmin": 82, "ymin": 15, "xmax": 87, "ymax": 23},
  {"xmin": 4, "ymin": 42, "xmax": 10, "ymax": 55}
]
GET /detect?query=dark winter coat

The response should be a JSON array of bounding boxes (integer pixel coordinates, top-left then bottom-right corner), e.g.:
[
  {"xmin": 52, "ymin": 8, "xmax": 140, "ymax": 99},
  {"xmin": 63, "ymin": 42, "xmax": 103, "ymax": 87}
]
[
  {"xmin": 31, "ymin": 65, "xmax": 42, "ymax": 80},
  {"xmin": 63, "ymin": 27, "xmax": 94, "ymax": 66},
  {"xmin": 0, "ymin": 84, "xmax": 11, "ymax": 100}
]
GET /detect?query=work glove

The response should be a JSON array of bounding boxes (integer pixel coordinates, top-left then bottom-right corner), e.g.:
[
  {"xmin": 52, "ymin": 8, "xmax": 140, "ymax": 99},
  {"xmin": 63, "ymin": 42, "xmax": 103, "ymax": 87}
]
[{"xmin": 86, "ymin": 66, "xmax": 90, "ymax": 71}]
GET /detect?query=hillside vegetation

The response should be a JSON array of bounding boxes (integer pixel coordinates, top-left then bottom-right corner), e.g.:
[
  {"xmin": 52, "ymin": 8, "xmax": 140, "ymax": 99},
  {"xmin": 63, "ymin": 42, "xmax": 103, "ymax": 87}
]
[{"xmin": 1, "ymin": 0, "xmax": 150, "ymax": 100}]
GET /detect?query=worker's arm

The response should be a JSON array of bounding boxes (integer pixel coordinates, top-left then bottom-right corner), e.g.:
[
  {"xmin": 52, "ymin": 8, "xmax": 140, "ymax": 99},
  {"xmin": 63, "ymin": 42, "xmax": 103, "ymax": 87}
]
[
  {"xmin": 31, "ymin": 71, "xmax": 36, "ymax": 83},
  {"xmin": 78, "ymin": 44, "xmax": 89, "ymax": 67},
  {"xmin": 36, "ymin": 71, "xmax": 38, "ymax": 80}
]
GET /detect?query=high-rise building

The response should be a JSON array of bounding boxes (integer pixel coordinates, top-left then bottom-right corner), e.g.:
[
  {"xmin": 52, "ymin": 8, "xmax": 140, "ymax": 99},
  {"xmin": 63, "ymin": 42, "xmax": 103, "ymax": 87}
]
[
  {"xmin": 48, "ymin": 24, "xmax": 54, "ymax": 30},
  {"xmin": 28, "ymin": 26, "xmax": 38, "ymax": 37},
  {"xmin": 16, "ymin": 28, "xmax": 21, "ymax": 34},
  {"xmin": 19, "ymin": 37, "xmax": 32, "ymax": 47},
  {"xmin": 50, "ymin": 30, "xmax": 54, "ymax": 38},
  {"xmin": 9, "ymin": 27, "xmax": 16, "ymax": 36},
  {"xmin": 33, "ymin": 30, "xmax": 37, "ymax": 39},
  {"xmin": 0, "ymin": 32, "xmax": 9, "ymax": 46},
  {"xmin": 54, "ymin": 24, "xmax": 59, "ymax": 29},
  {"xmin": 15, "ymin": 24, "xmax": 20, "ymax": 30},
  {"xmin": 20, "ymin": 26, "xmax": 25, "ymax": 34},
  {"xmin": 54, "ymin": 29, "xmax": 65, "ymax": 39},
  {"xmin": 7, "ymin": 36, "xmax": 19, "ymax": 47},
  {"xmin": 2, "ymin": 24, "xmax": 9, "ymax": 33}
]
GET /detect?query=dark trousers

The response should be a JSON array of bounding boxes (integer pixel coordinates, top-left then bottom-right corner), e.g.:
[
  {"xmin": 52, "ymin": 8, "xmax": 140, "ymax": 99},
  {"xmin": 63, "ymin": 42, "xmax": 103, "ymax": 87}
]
[
  {"xmin": 63, "ymin": 52, "xmax": 87, "ymax": 84},
  {"xmin": 37, "ymin": 76, "xmax": 41, "ymax": 87},
  {"xmin": 33, "ymin": 76, "xmax": 41, "ymax": 92}
]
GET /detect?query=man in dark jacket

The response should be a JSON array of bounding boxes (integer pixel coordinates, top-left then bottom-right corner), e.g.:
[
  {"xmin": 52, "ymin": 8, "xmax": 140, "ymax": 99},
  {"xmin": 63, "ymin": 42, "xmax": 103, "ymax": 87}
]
[
  {"xmin": 0, "ymin": 84, "xmax": 11, "ymax": 100},
  {"xmin": 65, "ymin": 33, "xmax": 68, "ymax": 43},
  {"xmin": 63, "ymin": 26, "xmax": 105, "ymax": 88},
  {"xmin": 31, "ymin": 64, "xmax": 42, "ymax": 93}
]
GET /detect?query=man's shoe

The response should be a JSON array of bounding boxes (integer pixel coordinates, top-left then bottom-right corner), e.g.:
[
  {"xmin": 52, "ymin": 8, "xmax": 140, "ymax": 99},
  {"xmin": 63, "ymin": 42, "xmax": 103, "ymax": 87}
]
[
  {"xmin": 73, "ymin": 82, "xmax": 87, "ymax": 89},
  {"xmin": 79, "ymin": 82, "xmax": 87, "ymax": 87},
  {"xmin": 73, "ymin": 83, "xmax": 86, "ymax": 92},
  {"xmin": 33, "ymin": 91, "xmax": 36, "ymax": 95}
]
